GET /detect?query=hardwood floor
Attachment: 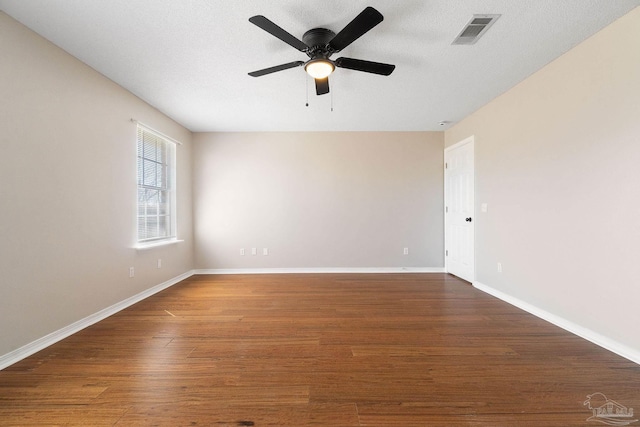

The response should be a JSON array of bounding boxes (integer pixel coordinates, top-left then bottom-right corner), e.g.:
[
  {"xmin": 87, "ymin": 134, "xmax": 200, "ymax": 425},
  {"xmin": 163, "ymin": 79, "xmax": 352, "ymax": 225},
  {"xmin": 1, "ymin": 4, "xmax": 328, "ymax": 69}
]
[{"xmin": 1, "ymin": 273, "xmax": 639, "ymax": 426}]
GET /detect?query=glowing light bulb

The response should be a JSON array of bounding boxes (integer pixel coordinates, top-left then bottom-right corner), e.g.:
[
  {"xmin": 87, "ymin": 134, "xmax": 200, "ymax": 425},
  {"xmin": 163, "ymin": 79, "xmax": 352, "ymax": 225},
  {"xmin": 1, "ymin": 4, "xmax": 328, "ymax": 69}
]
[{"xmin": 305, "ymin": 59, "xmax": 334, "ymax": 79}]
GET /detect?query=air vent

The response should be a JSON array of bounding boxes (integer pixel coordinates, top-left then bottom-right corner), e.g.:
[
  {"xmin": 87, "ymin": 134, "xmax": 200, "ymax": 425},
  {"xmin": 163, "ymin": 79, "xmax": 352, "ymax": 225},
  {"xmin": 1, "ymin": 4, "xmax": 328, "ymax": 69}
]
[{"xmin": 452, "ymin": 14, "xmax": 500, "ymax": 45}]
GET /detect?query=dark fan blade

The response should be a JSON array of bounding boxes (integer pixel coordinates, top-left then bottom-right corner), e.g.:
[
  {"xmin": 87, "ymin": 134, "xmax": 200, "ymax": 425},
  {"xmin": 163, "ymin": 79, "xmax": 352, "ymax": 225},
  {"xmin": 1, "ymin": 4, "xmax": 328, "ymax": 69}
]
[
  {"xmin": 335, "ymin": 57, "xmax": 395, "ymax": 76},
  {"xmin": 328, "ymin": 7, "xmax": 384, "ymax": 52},
  {"xmin": 315, "ymin": 77, "xmax": 329, "ymax": 95},
  {"xmin": 249, "ymin": 15, "xmax": 308, "ymax": 52},
  {"xmin": 248, "ymin": 61, "xmax": 304, "ymax": 77}
]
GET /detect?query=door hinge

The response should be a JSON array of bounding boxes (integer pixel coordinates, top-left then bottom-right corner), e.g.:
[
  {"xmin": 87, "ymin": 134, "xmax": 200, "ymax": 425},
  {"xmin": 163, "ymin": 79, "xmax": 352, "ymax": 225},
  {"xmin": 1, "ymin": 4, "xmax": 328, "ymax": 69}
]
[
  {"xmin": 445, "ymin": 162, "xmax": 448, "ymax": 169},
  {"xmin": 445, "ymin": 250, "xmax": 448, "ymax": 256},
  {"xmin": 445, "ymin": 206, "xmax": 448, "ymax": 213}
]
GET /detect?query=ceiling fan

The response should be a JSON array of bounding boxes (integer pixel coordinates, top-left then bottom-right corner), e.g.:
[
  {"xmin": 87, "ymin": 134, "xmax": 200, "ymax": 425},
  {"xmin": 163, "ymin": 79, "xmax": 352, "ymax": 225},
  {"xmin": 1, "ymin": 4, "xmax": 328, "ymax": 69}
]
[{"xmin": 248, "ymin": 6, "xmax": 395, "ymax": 96}]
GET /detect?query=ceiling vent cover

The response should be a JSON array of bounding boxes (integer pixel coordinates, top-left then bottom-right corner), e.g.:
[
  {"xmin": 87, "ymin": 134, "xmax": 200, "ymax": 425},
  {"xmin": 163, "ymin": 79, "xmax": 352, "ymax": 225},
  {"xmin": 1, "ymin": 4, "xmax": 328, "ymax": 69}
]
[{"xmin": 452, "ymin": 14, "xmax": 501, "ymax": 45}]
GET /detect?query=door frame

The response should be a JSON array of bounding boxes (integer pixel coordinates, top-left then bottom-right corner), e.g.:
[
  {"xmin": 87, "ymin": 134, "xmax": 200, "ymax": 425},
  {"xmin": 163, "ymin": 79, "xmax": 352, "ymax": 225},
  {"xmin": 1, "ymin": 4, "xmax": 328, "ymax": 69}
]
[{"xmin": 444, "ymin": 135, "xmax": 475, "ymax": 282}]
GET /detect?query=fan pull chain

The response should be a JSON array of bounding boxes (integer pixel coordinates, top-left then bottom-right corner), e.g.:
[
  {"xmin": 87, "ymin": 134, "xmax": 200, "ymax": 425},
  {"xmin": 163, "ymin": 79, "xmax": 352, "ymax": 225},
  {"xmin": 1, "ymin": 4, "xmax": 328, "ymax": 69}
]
[
  {"xmin": 330, "ymin": 89, "xmax": 334, "ymax": 112},
  {"xmin": 305, "ymin": 75, "xmax": 309, "ymax": 107}
]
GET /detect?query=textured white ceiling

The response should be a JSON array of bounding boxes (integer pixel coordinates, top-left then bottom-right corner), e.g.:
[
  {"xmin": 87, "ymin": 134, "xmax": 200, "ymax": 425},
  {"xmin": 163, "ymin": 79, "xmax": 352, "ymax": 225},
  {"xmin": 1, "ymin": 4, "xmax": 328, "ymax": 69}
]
[{"xmin": 1, "ymin": 0, "xmax": 639, "ymax": 132}]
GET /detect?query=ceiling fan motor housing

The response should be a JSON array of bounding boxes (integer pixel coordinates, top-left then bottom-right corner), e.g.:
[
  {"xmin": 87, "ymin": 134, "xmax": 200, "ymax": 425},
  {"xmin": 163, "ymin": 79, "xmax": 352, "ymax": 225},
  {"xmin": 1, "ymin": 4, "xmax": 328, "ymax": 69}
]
[{"xmin": 302, "ymin": 28, "xmax": 336, "ymax": 59}]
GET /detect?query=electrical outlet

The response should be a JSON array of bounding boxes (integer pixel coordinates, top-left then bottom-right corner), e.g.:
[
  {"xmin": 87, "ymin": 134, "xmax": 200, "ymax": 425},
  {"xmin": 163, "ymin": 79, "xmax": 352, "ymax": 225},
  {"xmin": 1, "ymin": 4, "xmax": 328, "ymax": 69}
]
[
  {"xmin": 403, "ymin": 247, "xmax": 409, "ymax": 255},
  {"xmin": 240, "ymin": 248, "xmax": 245, "ymax": 256},
  {"xmin": 263, "ymin": 248, "xmax": 269, "ymax": 256},
  {"xmin": 251, "ymin": 248, "xmax": 257, "ymax": 256},
  {"xmin": 157, "ymin": 259, "xmax": 162, "ymax": 269},
  {"xmin": 129, "ymin": 267, "xmax": 135, "ymax": 278},
  {"xmin": 497, "ymin": 262, "xmax": 502, "ymax": 273}
]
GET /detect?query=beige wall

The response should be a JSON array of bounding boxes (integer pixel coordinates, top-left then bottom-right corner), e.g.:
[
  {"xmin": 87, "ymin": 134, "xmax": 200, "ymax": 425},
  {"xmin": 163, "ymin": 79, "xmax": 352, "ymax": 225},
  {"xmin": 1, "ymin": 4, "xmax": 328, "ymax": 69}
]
[
  {"xmin": 193, "ymin": 132, "xmax": 444, "ymax": 269},
  {"xmin": 0, "ymin": 12, "xmax": 194, "ymax": 357},
  {"xmin": 446, "ymin": 7, "xmax": 640, "ymax": 354}
]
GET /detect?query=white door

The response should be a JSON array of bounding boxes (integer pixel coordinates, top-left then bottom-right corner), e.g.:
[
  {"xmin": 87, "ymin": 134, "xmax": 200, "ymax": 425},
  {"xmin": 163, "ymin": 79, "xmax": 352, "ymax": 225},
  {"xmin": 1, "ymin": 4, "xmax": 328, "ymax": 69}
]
[{"xmin": 444, "ymin": 137, "xmax": 474, "ymax": 282}]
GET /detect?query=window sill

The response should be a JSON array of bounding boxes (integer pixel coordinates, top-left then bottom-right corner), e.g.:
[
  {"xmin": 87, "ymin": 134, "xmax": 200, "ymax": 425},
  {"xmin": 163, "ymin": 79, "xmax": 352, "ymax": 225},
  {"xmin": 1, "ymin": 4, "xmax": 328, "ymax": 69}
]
[{"xmin": 135, "ymin": 239, "xmax": 184, "ymax": 251}]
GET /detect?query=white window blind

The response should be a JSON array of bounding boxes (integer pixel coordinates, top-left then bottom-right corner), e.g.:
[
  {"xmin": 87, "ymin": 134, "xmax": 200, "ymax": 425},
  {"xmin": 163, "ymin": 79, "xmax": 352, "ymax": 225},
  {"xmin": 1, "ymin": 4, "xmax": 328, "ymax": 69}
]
[{"xmin": 136, "ymin": 124, "xmax": 176, "ymax": 243}]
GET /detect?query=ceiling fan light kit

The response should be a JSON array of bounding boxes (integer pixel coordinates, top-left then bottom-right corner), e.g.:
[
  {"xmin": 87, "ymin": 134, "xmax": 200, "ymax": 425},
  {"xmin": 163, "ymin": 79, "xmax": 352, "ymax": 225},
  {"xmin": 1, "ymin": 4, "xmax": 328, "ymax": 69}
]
[
  {"xmin": 248, "ymin": 6, "xmax": 395, "ymax": 96},
  {"xmin": 305, "ymin": 59, "xmax": 334, "ymax": 79}
]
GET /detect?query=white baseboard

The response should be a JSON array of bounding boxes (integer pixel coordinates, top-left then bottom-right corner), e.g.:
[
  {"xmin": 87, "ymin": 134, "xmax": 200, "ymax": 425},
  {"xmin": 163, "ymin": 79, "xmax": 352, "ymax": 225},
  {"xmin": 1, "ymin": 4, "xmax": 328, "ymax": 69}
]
[
  {"xmin": 0, "ymin": 270, "xmax": 195, "ymax": 371},
  {"xmin": 473, "ymin": 281, "xmax": 640, "ymax": 366},
  {"xmin": 194, "ymin": 267, "xmax": 445, "ymax": 275}
]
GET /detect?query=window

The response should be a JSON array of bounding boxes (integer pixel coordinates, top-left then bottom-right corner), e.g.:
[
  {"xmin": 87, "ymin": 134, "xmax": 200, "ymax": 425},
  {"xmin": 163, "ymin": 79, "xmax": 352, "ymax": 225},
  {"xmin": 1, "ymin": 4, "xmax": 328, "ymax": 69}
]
[{"xmin": 136, "ymin": 124, "xmax": 177, "ymax": 244}]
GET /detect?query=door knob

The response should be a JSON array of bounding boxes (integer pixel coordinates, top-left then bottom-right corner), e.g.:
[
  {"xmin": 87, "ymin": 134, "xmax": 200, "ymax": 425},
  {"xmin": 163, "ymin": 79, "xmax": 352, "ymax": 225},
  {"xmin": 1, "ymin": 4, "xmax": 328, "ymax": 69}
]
[{"xmin": 465, "ymin": 217, "xmax": 472, "ymax": 222}]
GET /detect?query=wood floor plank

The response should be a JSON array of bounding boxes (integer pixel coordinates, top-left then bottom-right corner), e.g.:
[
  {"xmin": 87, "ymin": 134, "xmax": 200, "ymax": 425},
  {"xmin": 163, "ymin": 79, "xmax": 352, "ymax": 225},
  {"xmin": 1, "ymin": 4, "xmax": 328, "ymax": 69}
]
[
  {"xmin": 1, "ymin": 273, "xmax": 639, "ymax": 426},
  {"xmin": 114, "ymin": 402, "xmax": 360, "ymax": 426},
  {"xmin": 0, "ymin": 404, "xmax": 128, "ymax": 427}
]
